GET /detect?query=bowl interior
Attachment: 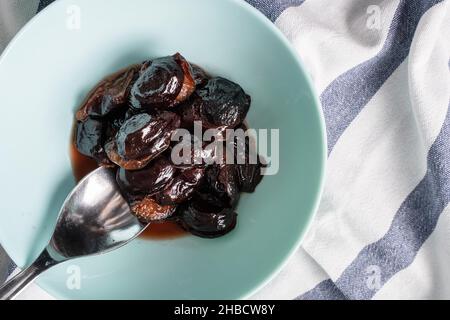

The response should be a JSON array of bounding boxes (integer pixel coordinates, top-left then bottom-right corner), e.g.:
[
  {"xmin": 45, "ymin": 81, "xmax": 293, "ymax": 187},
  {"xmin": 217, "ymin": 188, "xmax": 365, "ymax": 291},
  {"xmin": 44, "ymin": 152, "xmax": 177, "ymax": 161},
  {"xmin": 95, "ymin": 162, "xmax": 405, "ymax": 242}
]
[{"xmin": 0, "ymin": 0, "xmax": 325, "ymax": 299}]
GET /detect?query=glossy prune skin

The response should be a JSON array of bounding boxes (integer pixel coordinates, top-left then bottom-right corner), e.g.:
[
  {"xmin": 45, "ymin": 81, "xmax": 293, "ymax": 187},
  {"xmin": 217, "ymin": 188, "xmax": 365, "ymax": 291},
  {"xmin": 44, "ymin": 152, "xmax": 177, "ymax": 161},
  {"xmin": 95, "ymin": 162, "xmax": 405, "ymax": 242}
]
[
  {"xmin": 106, "ymin": 112, "xmax": 180, "ymax": 170},
  {"xmin": 104, "ymin": 108, "xmax": 129, "ymax": 138},
  {"xmin": 179, "ymin": 200, "xmax": 237, "ymax": 238},
  {"xmin": 75, "ymin": 118, "xmax": 108, "ymax": 163},
  {"xmin": 105, "ymin": 140, "xmax": 151, "ymax": 171},
  {"xmin": 76, "ymin": 65, "xmax": 139, "ymax": 121},
  {"xmin": 156, "ymin": 167, "xmax": 205, "ymax": 205},
  {"xmin": 234, "ymin": 139, "xmax": 264, "ymax": 193},
  {"xmin": 177, "ymin": 99, "xmax": 196, "ymax": 129},
  {"xmin": 218, "ymin": 165, "xmax": 240, "ymax": 206},
  {"xmin": 131, "ymin": 197, "xmax": 176, "ymax": 222},
  {"xmin": 191, "ymin": 64, "xmax": 210, "ymax": 87},
  {"xmin": 130, "ymin": 57, "xmax": 181, "ymax": 109},
  {"xmin": 174, "ymin": 54, "xmax": 196, "ymax": 105},
  {"xmin": 116, "ymin": 157, "xmax": 176, "ymax": 197},
  {"xmin": 237, "ymin": 162, "xmax": 263, "ymax": 193},
  {"xmin": 196, "ymin": 163, "xmax": 240, "ymax": 208},
  {"xmin": 191, "ymin": 77, "xmax": 251, "ymax": 129},
  {"xmin": 130, "ymin": 53, "xmax": 195, "ymax": 110}
]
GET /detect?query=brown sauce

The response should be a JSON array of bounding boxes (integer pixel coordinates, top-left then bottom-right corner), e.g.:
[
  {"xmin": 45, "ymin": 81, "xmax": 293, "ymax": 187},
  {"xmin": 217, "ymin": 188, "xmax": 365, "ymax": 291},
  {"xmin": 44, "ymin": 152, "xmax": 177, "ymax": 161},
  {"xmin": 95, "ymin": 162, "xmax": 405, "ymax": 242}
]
[
  {"xmin": 70, "ymin": 142, "xmax": 98, "ymax": 183},
  {"xmin": 140, "ymin": 221, "xmax": 186, "ymax": 239},
  {"xmin": 70, "ymin": 128, "xmax": 187, "ymax": 240}
]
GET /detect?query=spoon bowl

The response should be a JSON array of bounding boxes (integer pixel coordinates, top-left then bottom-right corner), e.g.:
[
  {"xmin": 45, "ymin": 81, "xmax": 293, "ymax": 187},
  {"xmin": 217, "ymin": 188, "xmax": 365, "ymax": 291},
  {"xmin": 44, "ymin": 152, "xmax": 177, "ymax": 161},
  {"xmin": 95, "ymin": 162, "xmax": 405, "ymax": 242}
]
[
  {"xmin": 50, "ymin": 167, "xmax": 146, "ymax": 258},
  {"xmin": 0, "ymin": 167, "xmax": 147, "ymax": 300}
]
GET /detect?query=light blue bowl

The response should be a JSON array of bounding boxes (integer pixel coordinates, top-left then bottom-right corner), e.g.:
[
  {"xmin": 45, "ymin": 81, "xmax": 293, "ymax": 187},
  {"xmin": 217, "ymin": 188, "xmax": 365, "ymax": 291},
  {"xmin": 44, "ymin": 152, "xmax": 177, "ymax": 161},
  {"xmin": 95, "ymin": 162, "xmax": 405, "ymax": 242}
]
[{"xmin": 0, "ymin": 0, "xmax": 326, "ymax": 299}]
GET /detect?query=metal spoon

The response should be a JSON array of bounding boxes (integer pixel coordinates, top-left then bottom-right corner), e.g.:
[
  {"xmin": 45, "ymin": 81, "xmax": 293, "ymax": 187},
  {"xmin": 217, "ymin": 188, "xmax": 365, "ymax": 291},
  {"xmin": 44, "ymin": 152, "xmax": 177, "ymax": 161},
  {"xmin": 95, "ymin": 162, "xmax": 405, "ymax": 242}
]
[{"xmin": 0, "ymin": 167, "xmax": 147, "ymax": 300}]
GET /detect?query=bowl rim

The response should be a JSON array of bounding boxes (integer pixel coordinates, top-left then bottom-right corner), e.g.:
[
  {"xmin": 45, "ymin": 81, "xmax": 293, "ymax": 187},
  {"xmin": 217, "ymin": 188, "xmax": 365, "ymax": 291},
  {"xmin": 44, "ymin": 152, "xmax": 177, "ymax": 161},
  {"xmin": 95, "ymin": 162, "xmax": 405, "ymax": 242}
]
[{"xmin": 0, "ymin": 0, "xmax": 327, "ymax": 300}]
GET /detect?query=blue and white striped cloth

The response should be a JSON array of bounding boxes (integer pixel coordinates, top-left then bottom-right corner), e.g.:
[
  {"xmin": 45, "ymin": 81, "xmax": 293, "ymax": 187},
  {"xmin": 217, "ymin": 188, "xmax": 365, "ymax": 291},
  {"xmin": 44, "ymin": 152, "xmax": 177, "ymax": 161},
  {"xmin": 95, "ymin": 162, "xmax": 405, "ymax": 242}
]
[{"xmin": 1, "ymin": 0, "xmax": 449, "ymax": 300}]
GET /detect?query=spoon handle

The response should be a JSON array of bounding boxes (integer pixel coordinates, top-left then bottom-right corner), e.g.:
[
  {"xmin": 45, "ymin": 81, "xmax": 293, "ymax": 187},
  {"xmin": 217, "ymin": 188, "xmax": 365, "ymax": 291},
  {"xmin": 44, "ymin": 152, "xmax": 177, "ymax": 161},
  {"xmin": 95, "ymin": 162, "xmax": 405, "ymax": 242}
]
[
  {"xmin": 0, "ymin": 248, "xmax": 58, "ymax": 300},
  {"xmin": 0, "ymin": 245, "xmax": 17, "ymax": 286}
]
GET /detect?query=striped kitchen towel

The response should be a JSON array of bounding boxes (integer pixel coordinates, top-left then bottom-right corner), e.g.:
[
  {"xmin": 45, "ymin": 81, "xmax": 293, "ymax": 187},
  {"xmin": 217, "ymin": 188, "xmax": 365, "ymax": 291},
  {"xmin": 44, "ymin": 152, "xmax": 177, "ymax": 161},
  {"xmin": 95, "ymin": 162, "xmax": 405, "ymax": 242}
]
[{"xmin": 1, "ymin": 0, "xmax": 449, "ymax": 300}]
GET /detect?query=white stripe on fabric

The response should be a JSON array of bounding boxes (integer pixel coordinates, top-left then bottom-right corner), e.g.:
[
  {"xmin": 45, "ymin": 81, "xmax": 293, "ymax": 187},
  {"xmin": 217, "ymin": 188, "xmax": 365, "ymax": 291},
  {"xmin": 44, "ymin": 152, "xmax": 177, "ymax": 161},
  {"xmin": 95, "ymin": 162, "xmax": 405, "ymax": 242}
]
[
  {"xmin": 249, "ymin": 248, "xmax": 329, "ymax": 300},
  {"xmin": 407, "ymin": 1, "xmax": 450, "ymax": 147},
  {"xmin": 275, "ymin": 0, "xmax": 400, "ymax": 93}
]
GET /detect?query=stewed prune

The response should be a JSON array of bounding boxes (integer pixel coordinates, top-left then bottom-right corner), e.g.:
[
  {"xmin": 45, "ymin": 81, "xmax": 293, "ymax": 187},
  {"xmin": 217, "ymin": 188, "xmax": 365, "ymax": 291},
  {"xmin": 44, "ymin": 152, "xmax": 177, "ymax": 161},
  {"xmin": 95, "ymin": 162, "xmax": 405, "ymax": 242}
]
[
  {"xmin": 156, "ymin": 167, "xmax": 205, "ymax": 205},
  {"xmin": 105, "ymin": 140, "xmax": 151, "ymax": 171},
  {"xmin": 130, "ymin": 53, "xmax": 195, "ymax": 110},
  {"xmin": 106, "ymin": 112, "xmax": 180, "ymax": 170},
  {"xmin": 237, "ymin": 162, "xmax": 264, "ymax": 193},
  {"xmin": 131, "ymin": 197, "xmax": 177, "ymax": 222},
  {"xmin": 190, "ymin": 77, "xmax": 251, "ymax": 129},
  {"xmin": 233, "ymin": 137, "xmax": 264, "ymax": 193},
  {"xmin": 195, "ymin": 162, "xmax": 240, "ymax": 208},
  {"xmin": 104, "ymin": 108, "xmax": 129, "ymax": 138},
  {"xmin": 191, "ymin": 64, "xmax": 210, "ymax": 87},
  {"xmin": 179, "ymin": 200, "xmax": 237, "ymax": 238},
  {"xmin": 75, "ymin": 118, "xmax": 109, "ymax": 164},
  {"xmin": 74, "ymin": 53, "xmax": 263, "ymax": 239},
  {"xmin": 217, "ymin": 165, "xmax": 240, "ymax": 206},
  {"xmin": 195, "ymin": 166, "xmax": 224, "ymax": 203},
  {"xmin": 174, "ymin": 54, "xmax": 196, "ymax": 105},
  {"xmin": 117, "ymin": 157, "xmax": 176, "ymax": 198},
  {"xmin": 76, "ymin": 65, "xmax": 140, "ymax": 121},
  {"xmin": 178, "ymin": 99, "xmax": 196, "ymax": 129}
]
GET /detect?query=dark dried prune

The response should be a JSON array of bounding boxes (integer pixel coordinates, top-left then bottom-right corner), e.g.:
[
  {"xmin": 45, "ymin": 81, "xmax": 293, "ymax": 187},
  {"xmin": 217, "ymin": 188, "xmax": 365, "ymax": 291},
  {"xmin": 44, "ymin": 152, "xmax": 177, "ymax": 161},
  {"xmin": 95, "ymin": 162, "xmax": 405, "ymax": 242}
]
[
  {"xmin": 195, "ymin": 166, "xmax": 223, "ymax": 202},
  {"xmin": 218, "ymin": 165, "xmax": 240, "ymax": 205},
  {"xmin": 156, "ymin": 168, "xmax": 205, "ymax": 205},
  {"xmin": 131, "ymin": 197, "xmax": 176, "ymax": 222},
  {"xmin": 75, "ymin": 118, "xmax": 108, "ymax": 164},
  {"xmin": 138, "ymin": 60, "xmax": 152, "ymax": 75},
  {"xmin": 233, "ymin": 139, "xmax": 264, "ymax": 193},
  {"xmin": 177, "ymin": 99, "xmax": 196, "ymax": 129},
  {"xmin": 180, "ymin": 200, "xmax": 237, "ymax": 238},
  {"xmin": 104, "ymin": 108, "xmax": 129, "ymax": 138},
  {"xmin": 196, "ymin": 163, "xmax": 239, "ymax": 207},
  {"xmin": 237, "ymin": 163, "xmax": 263, "ymax": 193},
  {"xmin": 116, "ymin": 157, "xmax": 176, "ymax": 197},
  {"xmin": 174, "ymin": 54, "xmax": 196, "ymax": 105},
  {"xmin": 191, "ymin": 77, "xmax": 251, "ymax": 129},
  {"xmin": 105, "ymin": 140, "xmax": 150, "ymax": 171},
  {"xmin": 106, "ymin": 112, "xmax": 180, "ymax": 170},
  {"xmin": 116, "ymin": 112, "xmax": 178, "ymax": 159},
  {"xmin": 130, "ymin": 53, "xmax": 195, "ymax": 110},
  {"xmin": 191, "ymin": 64, "xmax": 210, "ymax": 87},
  {"xmin": 76, "ymin": 65, "xmax": 139, "ymax": 121}
]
